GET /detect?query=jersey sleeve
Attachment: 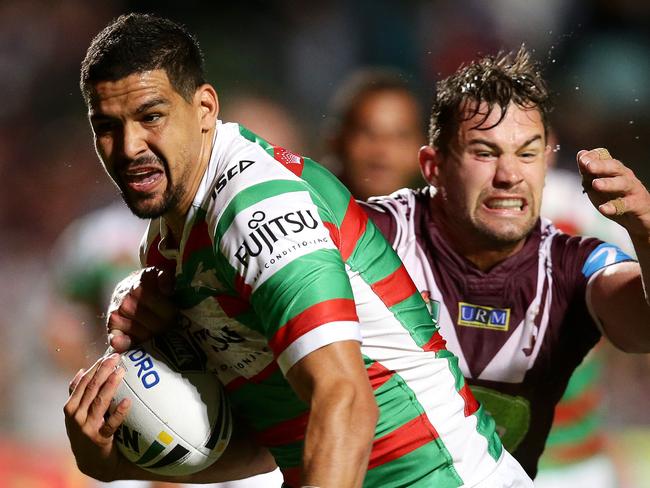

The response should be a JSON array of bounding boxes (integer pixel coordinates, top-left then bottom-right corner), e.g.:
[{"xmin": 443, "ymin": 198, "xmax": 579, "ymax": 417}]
[
  {"xmin": 212, "ymin": 173, "xmax": 361, "ymax": 375},
  {"xmin": 552, "ymin": 234, "xmax": 635, "ymax": 325},
  {"xmin": 581, "ymin": 241, "xmax": 636, "ymax": 279}
]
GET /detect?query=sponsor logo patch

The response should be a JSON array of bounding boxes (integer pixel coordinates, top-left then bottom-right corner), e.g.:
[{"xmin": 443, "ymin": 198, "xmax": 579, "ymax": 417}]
[
  {"xmin": 457, "ymin": 302, "xmax": 510, "ymax": 331},
  {"xmin": 212, "ymin": 160, "xmax": 255, "ymax": 198},
  {"xmin": 234, "ymin": 208, "xmax": 319, "ymax": 267}
]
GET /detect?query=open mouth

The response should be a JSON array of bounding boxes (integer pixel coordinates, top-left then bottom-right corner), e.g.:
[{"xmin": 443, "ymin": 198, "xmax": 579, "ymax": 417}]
[
  {"xmin": 483, "ymin": 197, "xmax": 526, "ymax": 213},
  {"xmin": 122, "ymin": 166, "xmax": 165, "ymax": 193}
]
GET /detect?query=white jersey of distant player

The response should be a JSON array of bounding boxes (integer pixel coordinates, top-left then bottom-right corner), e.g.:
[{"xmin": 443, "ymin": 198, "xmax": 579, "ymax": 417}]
[
  {"xmin": 52, "ymin": 201, "xmax": 148, "ymax": 303},
  {"xmin": 542, "ymin": 167, "xmax": 634, "ymax": 256}
]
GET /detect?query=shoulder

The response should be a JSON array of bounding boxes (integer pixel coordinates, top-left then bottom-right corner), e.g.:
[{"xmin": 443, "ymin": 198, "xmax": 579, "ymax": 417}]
[
  {"xmin": 546, "ymin": 219, "xmax": 634, "ymax": 282},
  {"xmin": 211, "ymin": 122, "xmax": 303, "ymax": 197},
  {"xmin": 205, "ymin": 123, "xmax": 312, "ymax": 234},
  {"xmin": 362, "ymin": 187, "xmax": 430, "ymax": 244},
  {"xmin": 207, "ymin": 125, "xmax": 352, "ymax": 248},
  {"xmin": 365, "ymin": 187, "xmax": 422, "ymax": 214}
]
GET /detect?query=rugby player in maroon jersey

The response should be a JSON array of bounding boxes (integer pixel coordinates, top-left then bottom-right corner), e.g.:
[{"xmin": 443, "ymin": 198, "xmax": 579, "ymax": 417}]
[{"xmin": 360, "ymin": 47, "xmax": 650, "ymax": 481}]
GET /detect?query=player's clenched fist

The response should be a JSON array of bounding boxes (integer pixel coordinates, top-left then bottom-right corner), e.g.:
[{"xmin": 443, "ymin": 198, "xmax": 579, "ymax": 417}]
[
  {"xmin": 63, "ymin": 353, "xmax": 130, "ymax": 481},
  {"xmin": 577, "ymin": 148, "xmax": 650, "ymax": 240},
  {"xmin": 106, "ymin": 267, "xmax": 177, "ymax": 352}
]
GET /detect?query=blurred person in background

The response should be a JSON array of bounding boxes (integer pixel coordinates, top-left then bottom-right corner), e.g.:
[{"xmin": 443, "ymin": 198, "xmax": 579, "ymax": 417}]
[
  {"xmin": 221, "ymin": 93, "xmax": 308, "ymax": 155},
  {"xmin": 360, "ymin": 47, "xmax": 650, "ymax": 486},
  {"xmin": 324, "ymin": 68, "xmax": 425, "ymax": 200}
]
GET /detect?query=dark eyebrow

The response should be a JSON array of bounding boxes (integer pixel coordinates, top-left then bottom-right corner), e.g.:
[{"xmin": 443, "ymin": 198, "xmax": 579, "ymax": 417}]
[
  {"xmin": 89, "ymin": 98, "xmax": 169, "ymax": 122},
  {"xmin": 467, "ymin": 138, "xmax": 500, "ymax": 151},
  {"xmin": 135, "ymin": 98, "xmax": 169, "ymax": 114},
  {"xmin": 468, "ymin": 135, "xmax": 543, "ymax": 152}
]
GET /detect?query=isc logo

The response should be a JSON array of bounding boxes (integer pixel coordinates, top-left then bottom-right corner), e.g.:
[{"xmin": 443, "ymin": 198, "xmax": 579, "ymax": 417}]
[
  {"xmin": 212, "ymin": 160, "xmax": 255, "ymax": 198},
  {"xmin": 457, "ymin": 302, "xmax": 510, "ymax": 331},
  {"xmin": 126, "ymin": 349, "xmax": 161, "ymax": 389}
]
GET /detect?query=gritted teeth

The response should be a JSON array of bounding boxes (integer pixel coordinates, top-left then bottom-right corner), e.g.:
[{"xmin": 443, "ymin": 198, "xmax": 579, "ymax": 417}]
[{"xmin": 485, "ymin": 198, "xmax": 525, "ymax": 210}]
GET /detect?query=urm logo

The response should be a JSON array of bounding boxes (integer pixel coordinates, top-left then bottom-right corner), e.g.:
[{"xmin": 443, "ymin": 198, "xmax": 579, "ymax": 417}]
[{"xmin": 458, "ymin": 302, "xmax": 510, "ymax": 331}]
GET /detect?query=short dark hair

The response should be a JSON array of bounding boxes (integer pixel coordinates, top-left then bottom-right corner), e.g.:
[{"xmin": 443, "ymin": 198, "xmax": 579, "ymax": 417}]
[
  {"xmin": 429, "ymin": 46, "xmax": 551, "ymax": 151},
  {"xmin": 328, "ymin": 68, "xmax": 422, "ymax": 136},
  {"xmin": 80, "ymin": 13, "xmax": 205, "ymax": 105}
]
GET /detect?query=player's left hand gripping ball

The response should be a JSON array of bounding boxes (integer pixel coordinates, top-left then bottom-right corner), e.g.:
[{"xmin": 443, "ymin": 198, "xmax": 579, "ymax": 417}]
[{"xmin": 577, "ymin": 147, "xmax": 650, "ymax": 239}]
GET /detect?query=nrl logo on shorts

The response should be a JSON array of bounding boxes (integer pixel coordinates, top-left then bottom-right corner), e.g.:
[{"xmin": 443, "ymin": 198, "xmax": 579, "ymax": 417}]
[{"xmin": 457, "ymin": 302, "xmax": 510, "ymax": 331}]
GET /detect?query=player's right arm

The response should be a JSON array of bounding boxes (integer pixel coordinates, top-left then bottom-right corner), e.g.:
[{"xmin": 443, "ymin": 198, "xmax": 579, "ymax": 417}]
[
  {"xmin": 64, "ymin": 353, "xmax": 277, "ymax": 483},
  {"xmin": 285, "ymin": 340, "xmax": 378, "ymax": 488},
  {"xmin": 578, "ymin": 148, "xmax": 650, "ymax": 351}
]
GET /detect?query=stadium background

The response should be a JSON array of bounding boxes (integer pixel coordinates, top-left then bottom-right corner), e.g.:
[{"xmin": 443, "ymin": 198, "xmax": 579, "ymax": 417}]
[{"xmin": 0, "ymin": 1, "xmax": 649, "ymax": 486}]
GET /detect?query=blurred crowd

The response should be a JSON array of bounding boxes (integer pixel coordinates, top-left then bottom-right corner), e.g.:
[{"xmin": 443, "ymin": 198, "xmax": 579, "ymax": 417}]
[{"xmin": 1, "ymin": 1, "xmax": 649, "ymax": 486}]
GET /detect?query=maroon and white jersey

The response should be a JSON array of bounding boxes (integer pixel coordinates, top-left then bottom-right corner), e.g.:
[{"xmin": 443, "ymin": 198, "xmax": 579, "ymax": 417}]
[{"xmin": 361, "ymin": 187, "xmax": 634, "ymax": 478}]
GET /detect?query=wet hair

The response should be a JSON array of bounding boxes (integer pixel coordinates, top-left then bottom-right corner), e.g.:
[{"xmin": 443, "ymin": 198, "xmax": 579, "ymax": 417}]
[
  {"xmin": 328, "ymin": 67, "xmax": 423, "ymax": 137},
  {"xmin": 429, "ymin": 46, "xmax": 551, "ymax": 152},
  {"xmin": 80, "ymin": 13, "xmax": 205, "ymax": 104}
]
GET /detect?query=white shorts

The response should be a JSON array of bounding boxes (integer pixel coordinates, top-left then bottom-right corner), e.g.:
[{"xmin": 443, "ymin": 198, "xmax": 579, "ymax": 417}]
[
  {"xmin": 93, "ymin": 468, "xmax": 284, "ymax": 487},
  {"xmin": 534, "ymin": 454, "xmax": 618, "ymax": 488},
  {"xmin": 468, "ymin": 450, "xmax": 533, "ymax": 488}
]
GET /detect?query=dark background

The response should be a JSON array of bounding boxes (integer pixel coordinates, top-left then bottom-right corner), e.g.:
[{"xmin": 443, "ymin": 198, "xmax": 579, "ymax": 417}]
[{"xmin": 1, "ymin": 0, "xmax": 648, "ymax": 253}]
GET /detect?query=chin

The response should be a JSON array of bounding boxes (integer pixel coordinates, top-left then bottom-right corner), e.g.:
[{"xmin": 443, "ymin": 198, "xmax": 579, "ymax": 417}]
[
  {"xmin": 480, "ymin": 221, "xmax": 536, "ymax": 245},
  {"xmin": 123, "ymin": 195, "xmax": 168, "ymax": 219}
]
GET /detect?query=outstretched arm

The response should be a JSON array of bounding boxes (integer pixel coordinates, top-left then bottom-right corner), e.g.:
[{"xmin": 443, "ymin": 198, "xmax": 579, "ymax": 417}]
[
  {"xmin": 64, "ymin": 353, "xmax": 277, "ymax": 483},
  {"xmin": 578, "ymin": 148, "xmax": 650, "ymax": 351},
  {"xmin": 286, "ymin": 340, "xmax": 378, "ymax": 488}
]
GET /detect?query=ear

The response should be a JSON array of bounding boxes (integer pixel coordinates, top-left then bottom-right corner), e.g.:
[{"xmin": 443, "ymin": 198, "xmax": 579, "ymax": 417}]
[
  {"xmin": 419, "ymin": 145, "xmax": 443, "ymax": 186},
  {"xmin": 196, "ymin": 84, "xmax": 219, "ymax": 132}
]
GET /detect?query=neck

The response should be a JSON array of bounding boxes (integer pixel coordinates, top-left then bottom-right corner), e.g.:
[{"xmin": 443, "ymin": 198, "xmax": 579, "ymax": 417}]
[
  {"xmin": 165, "ymin": 125, "xmax": 216, "ymax": 241},
  {"xmin": 431, "ymin": 197, "xmax": 526, "ymax": 272}
]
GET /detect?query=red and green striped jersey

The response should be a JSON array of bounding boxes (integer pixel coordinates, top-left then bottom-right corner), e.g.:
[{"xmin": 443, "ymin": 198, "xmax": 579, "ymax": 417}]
[{"xmin": 141, "ymin": 122, "xmax": 510, "ymax": 487}]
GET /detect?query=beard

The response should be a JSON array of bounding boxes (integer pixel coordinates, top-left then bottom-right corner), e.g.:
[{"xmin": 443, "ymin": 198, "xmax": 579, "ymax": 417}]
[
  {"xmin": 470, "ymin": 215, "xmax": 538, "ymax": 247},
  {"xmin": 116, "ymin": 154, "xmax": 185, "ymax": 220},
  {"xmin": 121, "ymin": 184, "xmax": 182, "ymax": 219}
]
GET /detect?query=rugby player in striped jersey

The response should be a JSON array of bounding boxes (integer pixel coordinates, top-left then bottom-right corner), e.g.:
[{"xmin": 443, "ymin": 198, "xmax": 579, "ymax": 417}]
[{"xmin": 64, "ymin": 13, "xmax": 532, "ymax": 488}]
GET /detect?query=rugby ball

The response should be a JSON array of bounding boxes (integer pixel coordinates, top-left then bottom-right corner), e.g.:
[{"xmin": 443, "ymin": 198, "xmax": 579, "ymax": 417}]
[{"xmin": 111, "ymin": 330, "xmax": 231, "ymax": 476}]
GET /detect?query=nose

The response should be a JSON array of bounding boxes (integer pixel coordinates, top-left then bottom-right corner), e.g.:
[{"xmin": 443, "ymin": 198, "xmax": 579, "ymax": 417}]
[
  {"xmin": 120, "ymin": 122, "xmax": 148, "ymax": 160},
  {"xmin": 493, "ymin": 154, "xmax": 523, "ymax": 189}
]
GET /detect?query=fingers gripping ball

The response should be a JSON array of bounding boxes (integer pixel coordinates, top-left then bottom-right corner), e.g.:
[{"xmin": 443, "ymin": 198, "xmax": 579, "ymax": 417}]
[{"xmin": 110, "ymin": 330, "xmax": 231, "ymax": 476}]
